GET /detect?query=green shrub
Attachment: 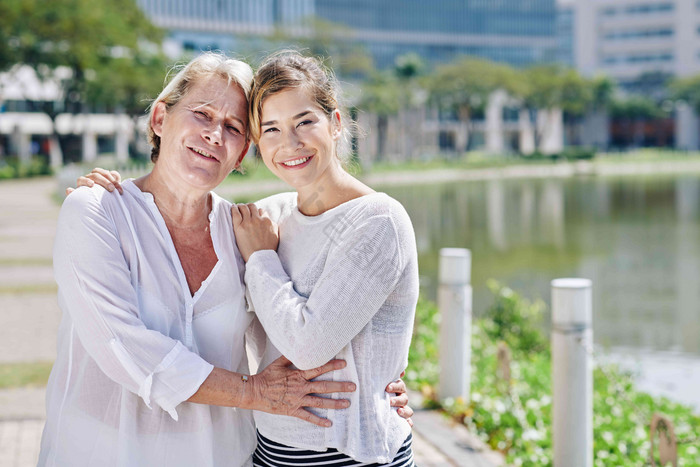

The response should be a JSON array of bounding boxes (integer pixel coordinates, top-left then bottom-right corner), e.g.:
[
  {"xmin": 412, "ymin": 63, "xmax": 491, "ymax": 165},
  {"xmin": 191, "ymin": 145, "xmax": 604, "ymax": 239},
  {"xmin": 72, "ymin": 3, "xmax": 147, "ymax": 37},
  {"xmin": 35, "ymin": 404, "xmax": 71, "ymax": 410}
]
[
  {"xmin": 561, "ymin": 146, "xmax": 596, "ymax": 160},
  {"xmin": 407, "ymin": 284, "xmax": 700, "ymax": 466},
  {"xmin": 482, "ymin": 280, "xmax": 548, "ymax": 356},
  {"xmin": 0, "ymin": 156, "xmax": 52, "ymax": 179}
]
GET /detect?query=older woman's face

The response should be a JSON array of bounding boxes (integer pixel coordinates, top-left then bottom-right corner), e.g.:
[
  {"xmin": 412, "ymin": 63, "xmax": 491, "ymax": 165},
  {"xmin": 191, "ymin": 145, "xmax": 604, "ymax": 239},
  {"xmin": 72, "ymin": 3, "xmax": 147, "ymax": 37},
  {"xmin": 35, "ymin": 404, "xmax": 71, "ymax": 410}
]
[{"xmin": 151, "ymin": 75, "xmax": 249, "ymax": 191}]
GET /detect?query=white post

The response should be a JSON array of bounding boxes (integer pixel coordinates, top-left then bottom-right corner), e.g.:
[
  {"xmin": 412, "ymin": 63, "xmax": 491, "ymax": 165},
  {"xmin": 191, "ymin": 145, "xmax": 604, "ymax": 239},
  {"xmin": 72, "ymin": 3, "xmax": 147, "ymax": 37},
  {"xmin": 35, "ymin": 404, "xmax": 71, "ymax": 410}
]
[
  {"xmin": 48, "ymin": 134, "xmax": 63, "ymax": 169},
  {"xmin": 115, "ymin": 130, "xmax": 129, "ymax": 163},
  {"xmin": 485, "ymin": 90, "xmax": 506, "ymax": 154},
  {"xmin": 538, "ymin": 108, "xmax": 564, "ymax": 155},
  {"xmin": 519, "ymin": 108, "xmax": 535, "ymax": 155},
  {"xmin": 438, "ymin": 248, "xmax": 472, "ymax": 401},
  {"xmin": 82, "ymin": 130, "xmax": 97, "ymax": 163},
  {"xmin": 552, "ymin": 278, "xmax": 593, "ymax": 467},
  {"xmin": 17, "ymin": 132, "xmax": 32, "ymax": 164},
  {"xmin": 675, "ymin": 102, "xmax": 699, "ymax": 151}
]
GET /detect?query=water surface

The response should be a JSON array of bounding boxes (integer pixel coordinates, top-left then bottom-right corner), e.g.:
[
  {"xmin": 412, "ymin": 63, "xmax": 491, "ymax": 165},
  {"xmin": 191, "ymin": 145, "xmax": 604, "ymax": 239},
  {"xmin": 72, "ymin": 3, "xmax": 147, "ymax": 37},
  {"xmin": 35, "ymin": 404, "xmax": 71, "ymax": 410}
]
[{"xmin": 382, "ymin": 174, "xmax": 700, "ymax": 356}]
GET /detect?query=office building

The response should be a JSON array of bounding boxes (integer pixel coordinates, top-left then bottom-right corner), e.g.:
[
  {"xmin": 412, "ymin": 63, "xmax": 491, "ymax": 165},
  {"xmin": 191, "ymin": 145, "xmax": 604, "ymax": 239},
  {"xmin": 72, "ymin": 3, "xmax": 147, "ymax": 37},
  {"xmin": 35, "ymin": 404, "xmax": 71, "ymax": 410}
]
[
  {"xmin": 137, "ymin": 0, "xmax": 559, "ymax": 69},
  {"xmin": 572, "ymin": 0, "xmax": 700, "ymax": 87},
  {"xmin": 566, "ymin": 0, "xmax": 700, "ymax": 149}
]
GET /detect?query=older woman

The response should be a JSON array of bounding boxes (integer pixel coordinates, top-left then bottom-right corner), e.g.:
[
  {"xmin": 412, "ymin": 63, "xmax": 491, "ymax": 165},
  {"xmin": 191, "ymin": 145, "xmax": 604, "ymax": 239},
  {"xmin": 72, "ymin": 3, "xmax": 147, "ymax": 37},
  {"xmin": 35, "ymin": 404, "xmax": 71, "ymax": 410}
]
[{"xmin": 40, "ymin": 53, "xmax": 359, "ymax": 467}]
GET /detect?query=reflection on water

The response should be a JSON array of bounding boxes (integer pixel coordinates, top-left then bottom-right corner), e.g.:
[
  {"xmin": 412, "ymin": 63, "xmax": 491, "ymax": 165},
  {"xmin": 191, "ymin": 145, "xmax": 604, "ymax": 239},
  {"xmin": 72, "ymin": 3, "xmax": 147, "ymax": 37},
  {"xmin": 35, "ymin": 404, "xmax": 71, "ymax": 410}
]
[{"xmin": 383, "ymin": 174, "xmax": 700, "ymax": 355}]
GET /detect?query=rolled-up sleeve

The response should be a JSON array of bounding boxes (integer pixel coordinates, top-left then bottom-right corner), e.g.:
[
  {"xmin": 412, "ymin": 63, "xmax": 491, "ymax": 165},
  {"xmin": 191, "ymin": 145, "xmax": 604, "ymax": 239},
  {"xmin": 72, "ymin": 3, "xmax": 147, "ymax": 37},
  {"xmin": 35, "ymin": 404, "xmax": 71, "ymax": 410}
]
[{"xmin": 54, "ymin": 188, "xmax": 213, "ymax": 420}]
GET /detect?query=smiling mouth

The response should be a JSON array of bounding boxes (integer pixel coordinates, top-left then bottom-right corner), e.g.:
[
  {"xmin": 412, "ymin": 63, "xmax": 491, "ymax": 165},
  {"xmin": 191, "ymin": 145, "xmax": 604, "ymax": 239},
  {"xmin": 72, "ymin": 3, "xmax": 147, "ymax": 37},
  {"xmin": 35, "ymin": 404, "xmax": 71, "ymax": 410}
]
[
  {"xmin": 189, "ymin": 147, "xmax": 218, "ymax": 161},
  {"xmin": 281, "ymin": 156, "xmax": 312, "ymax": 167}
]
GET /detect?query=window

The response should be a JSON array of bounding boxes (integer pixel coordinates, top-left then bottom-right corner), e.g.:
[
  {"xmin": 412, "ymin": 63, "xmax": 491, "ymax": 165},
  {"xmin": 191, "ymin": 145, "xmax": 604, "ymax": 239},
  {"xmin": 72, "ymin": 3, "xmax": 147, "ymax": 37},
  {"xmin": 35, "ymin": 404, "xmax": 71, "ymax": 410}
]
[
  {"xmin": 603, "ymin": 28, "xmax": 674, "ymax": 40},
  {"xmin": 625, "ymin": 3, "xmax": 674, "ymax": 15}
]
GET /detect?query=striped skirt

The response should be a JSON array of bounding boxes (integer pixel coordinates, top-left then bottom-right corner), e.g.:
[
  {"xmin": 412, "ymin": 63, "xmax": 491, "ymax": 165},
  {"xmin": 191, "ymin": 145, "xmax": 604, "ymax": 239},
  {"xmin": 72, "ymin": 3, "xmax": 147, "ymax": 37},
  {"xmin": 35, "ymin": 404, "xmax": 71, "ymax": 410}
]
[{"xmin": 252, "ymin": 430, "xmax": 415, "ymax": 467}]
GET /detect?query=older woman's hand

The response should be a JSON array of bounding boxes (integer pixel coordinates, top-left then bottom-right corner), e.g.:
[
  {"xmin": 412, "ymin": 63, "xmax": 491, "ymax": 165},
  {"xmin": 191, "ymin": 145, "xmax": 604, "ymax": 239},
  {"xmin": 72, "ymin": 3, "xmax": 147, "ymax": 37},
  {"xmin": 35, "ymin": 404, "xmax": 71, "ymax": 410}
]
[
  {"xmin": 231, "ymin": 203, "xmax": 279, "ymax": 262},
  {"xmin": 248, "ymin": 356, "xmax": 355, "ymax": 427},
  {"xmin": 386, "ymin": 372, "xmax": 414, "ymax": 427},
  {"xmin": 66, "ymin": 167, "xmax": 123, "ymax": 196}
]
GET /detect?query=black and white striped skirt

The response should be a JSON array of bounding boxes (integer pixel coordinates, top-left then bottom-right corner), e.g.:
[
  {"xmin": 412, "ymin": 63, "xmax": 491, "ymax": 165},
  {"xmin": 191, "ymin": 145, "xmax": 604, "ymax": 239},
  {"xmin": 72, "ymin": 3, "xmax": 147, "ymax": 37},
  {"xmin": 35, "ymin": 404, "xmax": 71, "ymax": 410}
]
[{"xmin": 252, "ymin": 430, "xmax": 415, "ymax": 467}]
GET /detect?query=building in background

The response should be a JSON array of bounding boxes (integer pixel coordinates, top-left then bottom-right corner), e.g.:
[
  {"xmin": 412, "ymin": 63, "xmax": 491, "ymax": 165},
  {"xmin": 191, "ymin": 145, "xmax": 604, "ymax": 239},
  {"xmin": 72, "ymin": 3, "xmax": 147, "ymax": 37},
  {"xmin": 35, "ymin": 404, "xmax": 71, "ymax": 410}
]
[
  {"xmin": 566, "ymin": 0, "xmax": 700, "ymax": 149},
  {"xmin": 137, "ymin": 0, "xmax": 559, "ymax": 69},
  {"xmin": 556, "ymin": 0, "xmax": 575, "ymax": 67},
  {"xmin": 572, "ymin": 0, "xmax": 698, "ymax": 88}
]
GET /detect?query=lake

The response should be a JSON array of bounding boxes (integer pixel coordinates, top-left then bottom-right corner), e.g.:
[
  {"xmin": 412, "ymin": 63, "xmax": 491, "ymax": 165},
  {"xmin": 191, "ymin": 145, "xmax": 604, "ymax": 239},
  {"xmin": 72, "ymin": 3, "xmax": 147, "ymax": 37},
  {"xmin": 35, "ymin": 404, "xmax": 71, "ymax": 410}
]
[{"xmin": 382, "ymin": 173, "xmax": 700, "ymax": 409}]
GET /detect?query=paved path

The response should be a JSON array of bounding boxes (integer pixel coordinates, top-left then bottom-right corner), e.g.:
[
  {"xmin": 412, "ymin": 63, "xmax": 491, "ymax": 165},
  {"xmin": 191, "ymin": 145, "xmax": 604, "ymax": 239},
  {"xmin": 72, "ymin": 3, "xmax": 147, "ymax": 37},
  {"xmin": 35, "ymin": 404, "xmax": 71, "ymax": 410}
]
[
  {"xmin": 0, "ymin": 177, "xmax": 503, "ymax": 466},
  {"xmin": 0, "ymin": 178, "xmax": 61, "ymax": 364}
]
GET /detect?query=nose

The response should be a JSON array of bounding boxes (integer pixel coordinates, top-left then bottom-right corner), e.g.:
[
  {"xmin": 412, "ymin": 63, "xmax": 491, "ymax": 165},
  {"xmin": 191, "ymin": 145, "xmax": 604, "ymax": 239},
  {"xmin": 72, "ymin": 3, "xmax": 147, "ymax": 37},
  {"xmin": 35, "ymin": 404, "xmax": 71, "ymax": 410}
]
[
  {"xmin": 283, "ymin": 127, "xmax": 303, "ymax": 150},
  {"xmin": 203, "ymin": 122, "xmax": 223, "ymax": 146}
]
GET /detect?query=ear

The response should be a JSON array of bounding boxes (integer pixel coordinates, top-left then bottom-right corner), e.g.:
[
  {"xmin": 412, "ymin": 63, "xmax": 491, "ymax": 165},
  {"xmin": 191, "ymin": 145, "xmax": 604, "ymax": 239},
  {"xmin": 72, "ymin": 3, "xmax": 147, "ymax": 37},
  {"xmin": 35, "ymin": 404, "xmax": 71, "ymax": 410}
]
[
  {"xmin": 151, "ymin": 101, "xmax": 167, "ymax": 138},
  {"xmin": 331, "ymin": 109, "xmax": 342, "ymax": 140},
  {"xmin": 234, "ymin": 140, "xmax": 251, "ymax": 169}
]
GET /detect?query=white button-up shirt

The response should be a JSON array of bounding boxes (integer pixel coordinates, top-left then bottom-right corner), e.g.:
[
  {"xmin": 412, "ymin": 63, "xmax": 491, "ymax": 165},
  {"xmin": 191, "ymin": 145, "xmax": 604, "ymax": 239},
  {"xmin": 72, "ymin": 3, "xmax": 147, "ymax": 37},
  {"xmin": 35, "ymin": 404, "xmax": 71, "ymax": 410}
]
[{"xmin": 39, "ymin": 180, "xmax": 256, "ymax": 467}]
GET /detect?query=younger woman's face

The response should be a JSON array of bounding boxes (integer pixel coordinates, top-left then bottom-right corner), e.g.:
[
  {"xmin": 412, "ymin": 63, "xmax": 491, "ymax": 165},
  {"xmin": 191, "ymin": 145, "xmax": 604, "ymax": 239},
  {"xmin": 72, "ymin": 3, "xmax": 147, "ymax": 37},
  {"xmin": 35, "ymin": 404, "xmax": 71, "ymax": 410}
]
[{"xmin": 257, "ymin": 88, "xmax": 341, "ymax": 191}]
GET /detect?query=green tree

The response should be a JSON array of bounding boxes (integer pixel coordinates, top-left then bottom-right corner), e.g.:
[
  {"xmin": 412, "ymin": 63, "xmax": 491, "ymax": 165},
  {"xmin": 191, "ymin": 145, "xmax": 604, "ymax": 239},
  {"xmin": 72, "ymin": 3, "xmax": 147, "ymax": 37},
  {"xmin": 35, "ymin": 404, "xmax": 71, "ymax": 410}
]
[
  {"xmin": 263, "ymin": 17, "xmax": 374, "ymax": 78},
  {"xmin": 426, "ymin": 56, "xmax": 514, "ymax": 152},
  {"xmin": 590, "ymin": 75, "xmax": 616, "ymax": 111},
  {"xmin": 513, "ymin": 65, "xmax": 594, "ymax": 151},
  {"xmin": 0, "ymin": 1, "xmax": 21, "ymax": 71},
  {"xmin": 610, "ymin": 95, "xmax": 668, "ymax": 147},
  {"xmin": 359, "ymin": 53, "xmax": 427, "ymax": 161},
  {"xmin": 359, "ymin": 71, "xmax": 400, "ymax": 161},
  {"xmin": 670, "ymin": 75, "xmax": 700, "ymax": 114},
  {"xmin": 1, "ymin": 0, "xmax": 168, "ymax": 160}
]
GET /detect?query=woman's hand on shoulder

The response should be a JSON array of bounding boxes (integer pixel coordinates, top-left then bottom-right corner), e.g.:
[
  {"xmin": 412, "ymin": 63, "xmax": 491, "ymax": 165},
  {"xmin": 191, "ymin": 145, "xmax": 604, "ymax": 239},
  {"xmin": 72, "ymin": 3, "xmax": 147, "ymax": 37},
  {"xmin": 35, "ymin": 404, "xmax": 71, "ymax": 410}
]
[
  {"xmin": 65, "ymin": 168, "xmax": 123, "ymax": 196},
  {"xmin": 231, "ymin": 203, "xmax": 279, "ymax": 262}
]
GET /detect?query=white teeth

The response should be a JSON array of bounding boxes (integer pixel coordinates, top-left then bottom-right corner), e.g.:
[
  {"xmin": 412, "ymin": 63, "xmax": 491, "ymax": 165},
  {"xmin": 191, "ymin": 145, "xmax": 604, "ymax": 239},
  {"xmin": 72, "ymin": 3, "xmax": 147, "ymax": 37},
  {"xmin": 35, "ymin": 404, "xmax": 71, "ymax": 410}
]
[
  {"xmin": 282, "ymin": 157, "xmax": 309, "ymax": 167},
  {"xmin": 192, "ymin": 148, "xmax": 214, "ymax": 159}
]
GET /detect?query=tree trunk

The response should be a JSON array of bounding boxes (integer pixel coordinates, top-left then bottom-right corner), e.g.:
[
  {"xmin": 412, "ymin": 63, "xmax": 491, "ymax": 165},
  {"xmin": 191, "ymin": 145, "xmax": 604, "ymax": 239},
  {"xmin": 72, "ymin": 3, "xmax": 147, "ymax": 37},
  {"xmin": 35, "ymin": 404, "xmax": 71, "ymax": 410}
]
[
  {"xmin": 376, "ymin": 115, "xmax": 388, "ymax": 162},
  {"xmin": 458, "ymin": 105, "xmax": 471, "ymax": 154}
]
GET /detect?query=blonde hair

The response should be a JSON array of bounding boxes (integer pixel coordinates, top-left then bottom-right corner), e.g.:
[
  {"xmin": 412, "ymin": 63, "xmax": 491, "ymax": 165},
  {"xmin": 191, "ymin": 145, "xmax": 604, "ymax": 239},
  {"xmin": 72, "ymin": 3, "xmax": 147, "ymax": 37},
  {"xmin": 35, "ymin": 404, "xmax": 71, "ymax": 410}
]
[
  {"xmin": 249, "ymin": 51, "xmax": 351, "ymax": 163},
  {"xmin": 147, "ymin": 52, "xmax": 254, "ymax": 162}
]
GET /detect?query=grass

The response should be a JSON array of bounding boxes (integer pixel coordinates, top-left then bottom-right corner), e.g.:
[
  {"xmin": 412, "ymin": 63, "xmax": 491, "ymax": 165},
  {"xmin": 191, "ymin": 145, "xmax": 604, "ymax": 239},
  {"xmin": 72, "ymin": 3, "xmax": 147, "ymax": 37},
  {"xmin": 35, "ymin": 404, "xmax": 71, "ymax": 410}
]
[
  {"xmin": 0, "ymin": 361, "xmax": 53, "ymax": 389},
  {"xmin": 367, "ymin": 149, "xmax": 700, "ymax": 174},
  {"xmin": 0, "ymin": 258, "xmax": 53, "ymax": 267},
  {"xmin": 597, "ymin": 148, "xmax": 700, "ymax": 164},
  {"xmin": 225, "ymin": 149, "xmax": 700, "ymax": 185}
]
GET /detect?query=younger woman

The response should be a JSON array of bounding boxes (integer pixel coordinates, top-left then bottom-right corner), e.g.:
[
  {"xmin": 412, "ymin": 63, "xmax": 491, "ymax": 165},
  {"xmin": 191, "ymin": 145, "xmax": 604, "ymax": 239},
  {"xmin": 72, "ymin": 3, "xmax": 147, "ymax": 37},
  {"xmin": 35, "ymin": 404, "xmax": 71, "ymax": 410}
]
[{"xmin": 232, "ymin": 52, "xmax": 418, "ymax": 466}]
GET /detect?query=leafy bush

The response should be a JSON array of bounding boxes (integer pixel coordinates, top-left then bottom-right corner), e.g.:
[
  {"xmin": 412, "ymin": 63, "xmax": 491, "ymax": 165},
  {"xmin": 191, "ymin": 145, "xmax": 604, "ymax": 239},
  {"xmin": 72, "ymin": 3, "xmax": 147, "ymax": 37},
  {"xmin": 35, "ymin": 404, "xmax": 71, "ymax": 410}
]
[
  {"xmin": 481, "ymin": 280, "xmax": 548, "ymax": 356},
  {"xmin": 520, "ymin": 147, "xmax": 596, "ymax": 162},
  {"xmin": 406, "ymin": 297, "xmax": 441, "ymax": 407},
  {"xmin": 560, "ymin": 146, "xmax": 596, "ymax": 160},
  {"xmin": 407, "ymin": 283, "xmax": 700, "ymax": 466},
  {"xmin": 0, "ymin": 156, "xmax": 53, "ymax": 179}
]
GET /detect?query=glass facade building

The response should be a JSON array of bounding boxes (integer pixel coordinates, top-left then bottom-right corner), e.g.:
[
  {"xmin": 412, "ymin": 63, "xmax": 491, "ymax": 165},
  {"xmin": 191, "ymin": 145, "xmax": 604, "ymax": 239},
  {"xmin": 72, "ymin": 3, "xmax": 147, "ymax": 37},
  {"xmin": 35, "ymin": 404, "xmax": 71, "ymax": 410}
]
[{"xmin": 137, "ymin": 0, "xmax": 558, "ymax": 69}]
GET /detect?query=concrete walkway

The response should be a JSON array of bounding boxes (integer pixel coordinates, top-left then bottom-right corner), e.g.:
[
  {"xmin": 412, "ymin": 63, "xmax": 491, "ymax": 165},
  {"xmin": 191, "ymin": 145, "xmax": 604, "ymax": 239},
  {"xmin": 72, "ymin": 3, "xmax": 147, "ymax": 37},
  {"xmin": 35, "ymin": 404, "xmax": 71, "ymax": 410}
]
[
  {"xmin": 0, "ymin": 177, "xmax": 503, "ymax": 466},
  {"xmin": 0, "ymin": 387, "xmax": 503, "ymax": 466}
]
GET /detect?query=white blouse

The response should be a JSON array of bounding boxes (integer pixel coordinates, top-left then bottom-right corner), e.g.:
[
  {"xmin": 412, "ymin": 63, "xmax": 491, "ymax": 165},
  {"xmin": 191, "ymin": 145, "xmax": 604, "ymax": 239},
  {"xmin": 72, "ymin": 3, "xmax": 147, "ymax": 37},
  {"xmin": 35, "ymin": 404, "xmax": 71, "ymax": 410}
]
[
  {"xmin": 39, "ymin": 180, "xmax": 256, "ymax": 467},
  {"xmin": 245, "ymin": 192, "xmax": 419, "ymax": 464}
]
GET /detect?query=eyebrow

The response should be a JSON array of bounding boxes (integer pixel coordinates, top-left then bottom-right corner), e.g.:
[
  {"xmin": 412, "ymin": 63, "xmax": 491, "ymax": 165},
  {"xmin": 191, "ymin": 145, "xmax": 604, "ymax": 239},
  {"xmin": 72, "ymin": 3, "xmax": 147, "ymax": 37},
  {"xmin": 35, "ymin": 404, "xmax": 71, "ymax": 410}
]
[
  {"xmin": 192, "ymin": 101, "xmax": 246, "ymax": 128},
  {"xmin": 261, "ymin": 110, "xmax": 312, "ymax": 127}
]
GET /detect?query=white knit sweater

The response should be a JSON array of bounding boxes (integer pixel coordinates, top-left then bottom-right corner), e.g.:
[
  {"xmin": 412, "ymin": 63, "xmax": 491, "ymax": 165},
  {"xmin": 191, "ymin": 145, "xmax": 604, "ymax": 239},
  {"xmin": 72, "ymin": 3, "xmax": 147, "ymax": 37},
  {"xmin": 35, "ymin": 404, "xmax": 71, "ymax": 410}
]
[{"xmin": 244, "ymin": 192, "xmax": 419, "ymax": 463}]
